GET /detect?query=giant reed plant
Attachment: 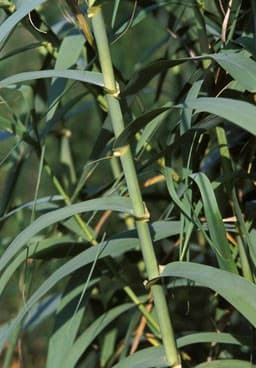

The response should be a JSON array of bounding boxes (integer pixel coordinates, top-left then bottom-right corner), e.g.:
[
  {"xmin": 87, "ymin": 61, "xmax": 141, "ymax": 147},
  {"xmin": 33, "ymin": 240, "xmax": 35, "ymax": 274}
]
[{"xmin": 1, "ymin": 1, "xmax": 256, "ymax": 367}]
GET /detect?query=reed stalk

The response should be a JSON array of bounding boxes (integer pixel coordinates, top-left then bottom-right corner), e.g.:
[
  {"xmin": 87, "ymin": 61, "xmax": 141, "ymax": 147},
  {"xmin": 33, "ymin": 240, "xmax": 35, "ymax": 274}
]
[{"xmin": 90, "ymin": 6, "xmax": 180, "ymax": 367}]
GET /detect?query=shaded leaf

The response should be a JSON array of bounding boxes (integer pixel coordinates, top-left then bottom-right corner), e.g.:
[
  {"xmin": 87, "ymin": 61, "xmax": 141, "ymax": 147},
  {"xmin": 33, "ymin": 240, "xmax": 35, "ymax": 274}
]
[
  {"xmin": 112, "ymin": 346, "xmax": 168, "ymax": 368},
  {"xmin": 191, "ymin": 172, "xmax": 238, "ymax": 273},
  {"xmin": 160, "ymin": 262, "xmax": 256, "ymax": 327},
  {"xmin": 114, "ymin": 106, "xmax": 171, "ymax": 149},
  {"xmin": 186, "ymin": 97, "xmax": 256, "ymax": 136},
  {"xmin": 0, "ymin": 0, "xmax": 47, "ymax": 44},
  {"xmin": 124, "ymin": 52, "xmax": 256, "ymax": 95},
  {"xmin": 194, "ymin": 360, "xmax": 255, "ymax": 368},
  {"xmin": 61, "ymin": 304, "xmax": 134, "ymax": 368},
  {"xmin": 0, "ymin": 197, "xmax": 134, "ymax": 273}
]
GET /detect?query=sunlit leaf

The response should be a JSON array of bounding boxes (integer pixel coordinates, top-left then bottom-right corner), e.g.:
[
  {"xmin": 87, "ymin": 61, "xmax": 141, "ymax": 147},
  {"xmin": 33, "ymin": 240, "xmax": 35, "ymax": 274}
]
[{"xmin": 0, "ymin": 70, "xmax": 104, "ymax": 89}]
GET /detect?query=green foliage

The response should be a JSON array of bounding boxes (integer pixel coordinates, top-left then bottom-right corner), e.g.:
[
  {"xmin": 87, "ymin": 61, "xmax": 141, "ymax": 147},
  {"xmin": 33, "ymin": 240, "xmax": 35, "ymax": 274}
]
[{"xmin": 1, "ymin": 0, "xmax": 256, "ymax": 367}]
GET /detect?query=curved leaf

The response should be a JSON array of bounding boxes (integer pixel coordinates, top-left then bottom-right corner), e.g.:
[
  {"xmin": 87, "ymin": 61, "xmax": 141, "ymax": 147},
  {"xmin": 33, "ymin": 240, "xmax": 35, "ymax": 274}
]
[
  {"xmin": 0, "ymin": 197, "xmax": 134, "ymax": 273},
  {"xmin": 114, "ymin": 336, "xmax": 248, "ymax": 368},
  {"xmin": 0, "ymin": 220, "xmax": 181, "ymax": 296},
  {"xmin": 177, "ymin": 332, "xmax": 250, "ymax": 348},
  {"xmin": 186, "ymin": 97, "xmax": 256, "ymax": 136},
  {"xmin": 194, "ymin": 360, "xmax": 255, "ymax": 368},
  {"xmin": 61, "ymin": 304, "xmax": 135, "ymax": 368},
  {"xmin": 0, "ymin": 238, "xmax": 137, "ymax": 352},
  {"xmin": 0, "ymin": 0, "xmax": 47, "ymax": 44},
  {"xmin": 160, "ymin": 262, "xmax": 256, "ymax": 327},
  {"xmin": 112, "ymin": 346, "xmax": 167, "ymax": 368},
  {"xmin": 0, "ymin": 70, "xmax": 104, "ymax": 89},
  {"xmin": 216, "ymin": 51, "xmax": 256, "ymax": 92},
  {"xmin": 46, "ymin": 274, "xmax": 100, "ymax": 368},
  {"xmin": 124, "ymin": 52, "xmax": 256, "ymax": 95}
]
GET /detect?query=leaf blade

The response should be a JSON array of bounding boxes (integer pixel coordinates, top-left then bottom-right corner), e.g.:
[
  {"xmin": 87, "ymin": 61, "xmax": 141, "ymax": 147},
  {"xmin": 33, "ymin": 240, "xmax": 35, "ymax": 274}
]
[{"xmin": 160, "ymin": 262, "xmax": 256, "ymax": 327}]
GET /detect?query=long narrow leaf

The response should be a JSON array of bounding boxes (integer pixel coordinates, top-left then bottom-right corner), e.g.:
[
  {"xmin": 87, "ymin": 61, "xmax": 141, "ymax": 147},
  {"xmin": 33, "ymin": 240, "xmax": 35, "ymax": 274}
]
[
  {"xmin": 191, "ymin": 172, "xmax": 238, "ymax": 273},
  {"xmin": 0, "ymin": 240, "xmax": 137, "ymax": 352},
  {"xmin": 0, "ymin": 70, "xmax": 104, "ymax": 89},
  {"xmin": 112, "ymin": 346, "xmax": 167, "ymax": 368},
  {"xmin": 0, "ymin": 197, "xmax": 134, "ymax": 273},
  {"xmin": 186, "ymin": 97, "xmax": 256, "ymax": 136},
  {"xmin": 0, "ymin": 220, "xmax": 181, "ymax": 295},
  {"xmin": 194, "ymin": 360, "xmax": 255, "ymax": 368},
  {"xmin": 125, "ymin": 52, "xmax": 256, "ymax": 95},
  {"xmin": 160, "ymin": 262, "xmax": 256, "ymax": 327},
  {"xmin": 0, "ymin": 0, "xmax": 47, "ymax": 44},
  {"xmin": 61, "ymin": 304, "xmax": 135, "ymax": 368}
]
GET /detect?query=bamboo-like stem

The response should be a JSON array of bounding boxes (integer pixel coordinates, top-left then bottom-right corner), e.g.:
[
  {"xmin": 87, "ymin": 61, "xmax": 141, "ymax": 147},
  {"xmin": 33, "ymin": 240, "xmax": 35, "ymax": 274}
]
[{"xmin": 90, "ymin": 7, "xmax": 180, "ymax": 367}]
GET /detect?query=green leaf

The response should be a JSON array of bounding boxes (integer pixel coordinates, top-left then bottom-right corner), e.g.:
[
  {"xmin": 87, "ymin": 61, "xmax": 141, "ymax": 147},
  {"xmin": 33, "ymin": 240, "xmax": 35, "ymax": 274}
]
[
  {"xmin": 0, "ymin": 197, "xmax": 134, "ymax": 273},
  {"xmin": 113, "ymin": 347, "xmax": 253, "ymax": 368},
  {"xmin": 194, "ymin": 360, "xmax": 255, "ymax": 368},
  {"xmin": 0, "ymin": 219, "xmax": 182, "ymax": 351},
  {"xmin": 24, "ymin": 293, "xmax": 61, "ymax": 331},
  {"xmin": 0, "ymin": 70, "xmax": 104, "ymax": 89},
  {"xmin": 61, "ymin": 304, "xmax": 134, "ymax": 368},
  {"xmin": 0, "ymin": 220, "xmax": 181, "ymax": 296},
  {"xmin": 114, "ymin": 106, "xmax": 171, "ymax": 149},
  {"xmin": 124, "ymin": 51, "xmax": 256, "ymax": 95},
  {"xmin": 46, "ymin": 273, "xmax": 99, "ymax": 368},
  {"xmin": 0, "ymin": 195, "xmax": 62, "ymax": 222},
  {"xmin": 0, "ymin": 91, "xmax": 26, "ymax": 135},
  {"xmin": 177, "ymin": 332, "xmax": 250, "ymax": 348},
  {"xmin": 160, "ymin": 262, "xmax": 256, "ymax": 327},
  {"xmin": 0, "ymin": 240, "xmax": 137, "ymax": 352},
  {"xmin": 216, "ymin": 51, "xmax": 256, "ymax": 92},
  {"xmin": 186, "ymin": 97, "xmax": 256, "ymax": 136},
  {"xmin": 112, "ymin": 346, "xmax": 168, "ymax": 368},
  {"xmin": 47, "ymin": 34, "xmax": 85, "ymax": 120},
  {"xmin": 181, "ymin": 80, "xmax": 203, "ymax": 134},
  {"xmin": 114, "ymin": 1, "xmax": 173, "ymax": 38},
  {"xmin": 0, "ymin": 0, "xmax": 47, "ymax": 44},
  {"xmin": 111, "ymin": 0, "xmax": 121, "ymax": 28},
  {"xmin": 191, "ymin": 172, "xmax": 238, "ymax": 273}
]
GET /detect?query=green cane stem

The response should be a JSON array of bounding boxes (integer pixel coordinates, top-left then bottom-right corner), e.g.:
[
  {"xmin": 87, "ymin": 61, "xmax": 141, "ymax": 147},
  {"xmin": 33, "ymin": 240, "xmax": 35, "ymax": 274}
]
[{"xmin": 90, "ymin": 7, "xmax": 181, "ymax": 367}]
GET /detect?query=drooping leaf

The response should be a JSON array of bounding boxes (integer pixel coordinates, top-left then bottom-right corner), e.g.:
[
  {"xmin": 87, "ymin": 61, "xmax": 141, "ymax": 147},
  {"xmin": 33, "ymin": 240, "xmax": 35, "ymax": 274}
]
[
  {"xmin": 0, "ymin": 70, "xmax": 104, "ymax": 89},
  {"xmin": 160, "ymin": 262, "xmax": 256, "ymax": 327},
  {"xmin": 0, "ymin": 0, "xmax": 47, "ymax": 44},
  {"xmin": 0, "ymin": 240, "xmax": 137, "ymax": 352},
  {"xmin": 186, "ymin": 97, "xmax": 256, "ymax": 136},
  {"xmin": 0, "ymin": 220, "xmax": 181, "ymax": 296},
  {"xmin": 194, "ymin": 360, "xmax": 255, "ymax": 368},
  {"xmin": 177, "ymin": 332, "xmax": 250, "ymax": 348},
  {"xmin": 112, "ymin": 346, "xmax": 167, "ymax": 368},
  {"xmin": 216, "ymin": 51, "xmax": 256, "ymax": 92},
  {"xmin": 124, "ymin": 52, "xmax": 256, "ymax": 95},
  {"xmin": 0, "ymin": 197, "xmax": 134, "ymax": 273}
]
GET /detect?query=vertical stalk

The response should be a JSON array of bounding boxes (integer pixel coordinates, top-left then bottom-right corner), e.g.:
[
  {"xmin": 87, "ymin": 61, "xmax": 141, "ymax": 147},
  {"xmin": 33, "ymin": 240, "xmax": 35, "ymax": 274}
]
[
  {"xmin": 216, "ymin": 126, "xmax": 254, "ymax": 282},
  {"xmin": 90, "ymin": 6, "xmax": 180, "ymax": 367}
]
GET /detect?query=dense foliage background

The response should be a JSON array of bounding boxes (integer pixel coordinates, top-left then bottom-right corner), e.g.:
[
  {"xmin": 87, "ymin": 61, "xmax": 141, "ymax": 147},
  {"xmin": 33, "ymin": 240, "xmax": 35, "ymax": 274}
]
[{"xmin": 1, "ymin": 0, "xmax": 256, "ymax": 367}]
